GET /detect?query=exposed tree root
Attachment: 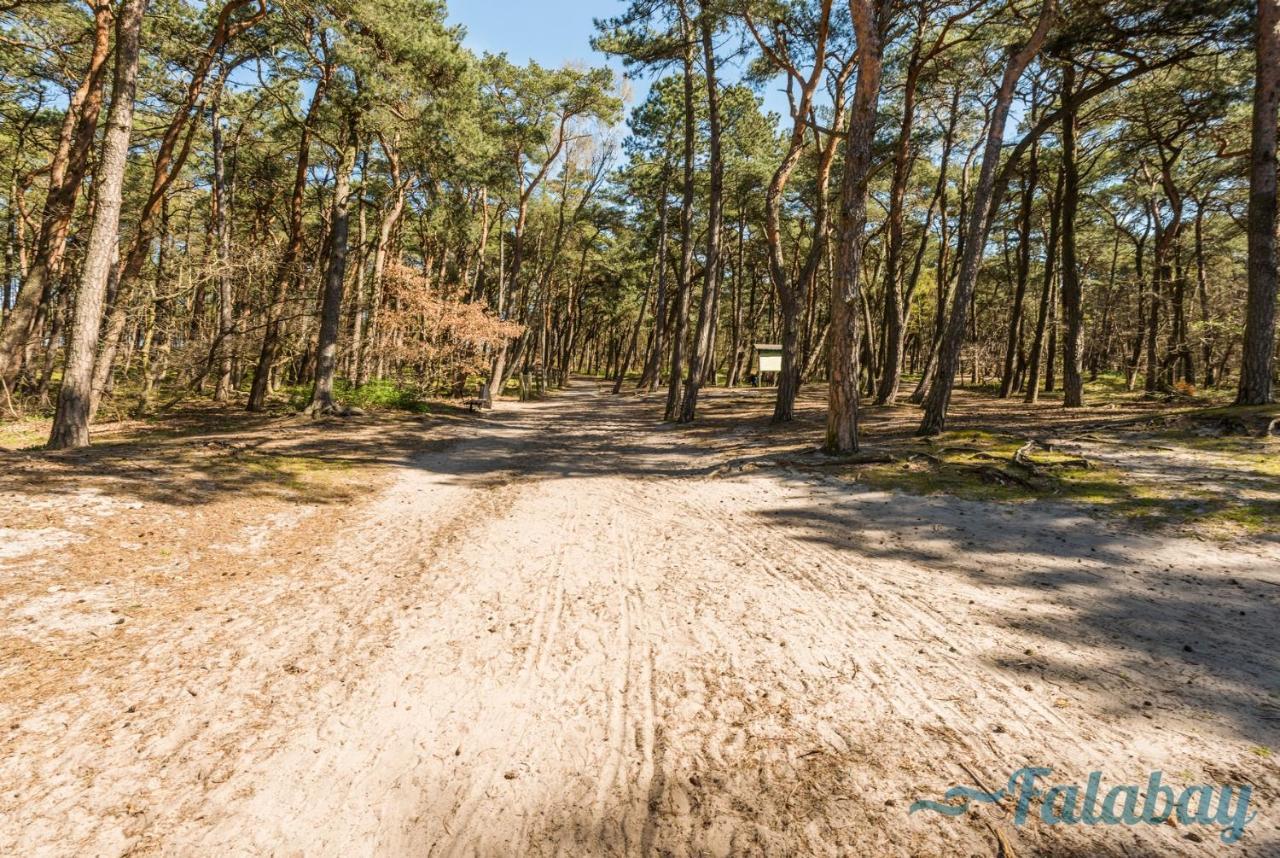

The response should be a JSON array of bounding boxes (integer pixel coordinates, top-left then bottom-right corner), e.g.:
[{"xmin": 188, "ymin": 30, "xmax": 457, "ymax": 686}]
[
  {"xmin": 303, "ymin": 401, "xmax": 365, "ymax": 419},
  {"xmin": 1014, "ymin": 438, "xmax": 1092, "ymax": 473},
  {"xmin": 976, "ymin": 464, "xmax": 1037, "ymax": 490}
]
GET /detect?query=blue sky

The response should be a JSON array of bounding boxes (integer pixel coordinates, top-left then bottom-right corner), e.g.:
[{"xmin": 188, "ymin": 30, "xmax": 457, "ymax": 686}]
[
  {"xmin": 446, "ymin": 0, "xmax": 640, "ymax": 104},
  {"xmin": 445, "ymin": 0, "xmax": 622, "ymax": 69},
  {"xmin": 445, "ymin": 0, "xmax": 791, "ymax": 125}
]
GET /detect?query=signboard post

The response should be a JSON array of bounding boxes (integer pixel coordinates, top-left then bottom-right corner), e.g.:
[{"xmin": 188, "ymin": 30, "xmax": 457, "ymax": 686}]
[{"xmin": 754, "ymin": 344, "xmax": 783, "ymax": 387}]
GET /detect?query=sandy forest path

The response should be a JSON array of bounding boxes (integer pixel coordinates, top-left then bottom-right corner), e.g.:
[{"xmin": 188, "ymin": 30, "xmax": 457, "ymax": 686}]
[{"xmin": 3, "ymin": 381, "xmax": 1278, "ymax": 857}]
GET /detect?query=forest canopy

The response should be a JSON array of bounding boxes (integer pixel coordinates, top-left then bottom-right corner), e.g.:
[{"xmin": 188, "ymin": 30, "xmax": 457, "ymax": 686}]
[{"xmin": 0, "ymin": 0, "xmax": 1276, "ymax": 451}]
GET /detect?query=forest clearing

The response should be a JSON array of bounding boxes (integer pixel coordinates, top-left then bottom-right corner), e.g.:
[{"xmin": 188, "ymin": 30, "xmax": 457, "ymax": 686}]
[{"xmin": 3, "ymin": 0, "xmax": 1280, "ymax": 854}]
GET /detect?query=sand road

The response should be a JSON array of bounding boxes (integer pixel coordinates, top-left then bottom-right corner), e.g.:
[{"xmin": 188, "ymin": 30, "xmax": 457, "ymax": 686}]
[{"xmin": 2, "ymin": 382, "xmax": 1277, "ymax": 856}]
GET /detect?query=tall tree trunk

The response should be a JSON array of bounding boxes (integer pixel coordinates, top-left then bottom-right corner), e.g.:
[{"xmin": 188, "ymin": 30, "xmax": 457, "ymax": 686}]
[
  {"xmin": 484, "ymin": 198, "xmax": 528, "ymax": 404},
  {"xmin": 3, "ymin": 173, "xmax": 15, "ymax": 323},
  {"xmin": 918, "ymin": 0, "xmax": 1055, "ymax": 435},
  {"xmin": 874, "ymin": 45, "xmax": 924, "ymax": 405},
  {"xmin": 1059, "ymin": 65, "xmax": 1085, "ymax": 407},
  {"xmin": 305, "ymin": 116, "xmax": 358, "ymax": 415},
  {"xmin": 111, "ymin": 0, "xmax": 266, "ymax": 301},
  {"xmin": 618, "ymin": 187, "xmax": 669, "ymax": 394},
  {"xmin": 1000, "ymin": 140, "xmax": 1039, "ymax": 397},
  {"xmin": 93, "ymin": 2, "xmax": 266, "ymax": 405},
  {"xmin": 35, "ymin": 289, "xmax": 69, "ymax": 404},
  {"xmin": 1092, "ymin": 228, "xmax": 1121, "ymax": 381},
  {"xmin": 212, "ymin": 81, "xmax": 236, "ymax": 401},
  {"xmin": 664, "ymin": 0, "xmax": 697, "ymax": 420},
  {"xmin": 361, "ymin": 136, "xmax": 406, "ymax": 387},
  {"xmin": 678, "ymin": 17, "xmax": 724, "ymax": 423},
  {"xmin": 1125, "ymin": 230, "xmax": 1149, "ymax": 390},
  {"xmin": 1193, "ymin": 203, "xmax": 1215, "ymax": 386},
  {"xmin": 1144, "ymin": 263, "xmax": 1162, "ymax": 393},
  {"xmin": 909, "ymin": 87, "xmax": 961, "ymax": 405},
  {"xmin": 349, "ymin": 157, "xmax": 369, "ymax": 383},
  {"xmin": 1025, "ymin": 166, "xmax": 1065, "ymax": 404},
  {"xmin": 826, "ymin": 0, "xmax": 886, "ymax": 453},
  {"xmin": 1044, "ymin": 262, "xmax": 1059, "ymax": 391},
  {"xmin": 48, "ymin": 0, "xmax": 147, "ymax": 449},
  {"xmin": 141, "ymin": 201, "xmax": 170, "ymax": 408},
  {"xmin": 1174, "ymin": 254, "xmax": 1194, "ymax": 385},
  {"xmin": 1237, "ymin": 0, "xmax": 1280, "ymax": 404},
  {"xmin": 638, "ymin": 168, "xmax": 672, "ymax": 390},
  {"xmin": 467, "ymin": 187, "xmax": 491, "ymax": 301},
  {"xmin": 727, "ymin": 210, "xmax": 745, "ymax": 387}
]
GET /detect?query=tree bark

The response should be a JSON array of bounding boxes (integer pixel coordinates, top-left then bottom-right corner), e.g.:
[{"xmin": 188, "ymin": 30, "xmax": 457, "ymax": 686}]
[
  {"xmin": 1193, "ymin": 203, "xmax": 1215, "ymax": 386},
  {"xmin": 678, "ymin": 16, "xmax": 724, "ymax": 423},
  {"xmin": 1125, "ymin": 226, "xmax": 1149, "ymax": 390},
  {"xmin": 1025, "ymin": 167, "xmax": 1064, "ymax": 404},
  {"xmin": 638, "ymin": 168, "xmax": 672, "ymax": 391},
  {"xmin": 211, "ymin": 79, "xmax": 236, "ymax": 401},
  {"xmin": 825, "ymin": 0, "xmax": 886, "ymax": 453},
  {"xmin": 48, "ymin": 0, "xmax": 147, "ymax": 449},
  {"xmin": 305, "ymin": 115, "xmax": 358, "ymax": 415},
  {"xmin": 874, "ymin": 40, "xmax": 924, "ymax": 406},
  {"xmin": 1059, "ymin": 64, "xmax": 1085, "ymax": 407},
  {"xmin": 1237, "ymin": 0, "xmax": 1280, "ymax": 404},
  {"xmin": 664, "ymin": 0, "xmax": 697, "ymax": 420},
  {"xmin": 349, "ymin": 157, "xmax": 369, "ymax": 383}
]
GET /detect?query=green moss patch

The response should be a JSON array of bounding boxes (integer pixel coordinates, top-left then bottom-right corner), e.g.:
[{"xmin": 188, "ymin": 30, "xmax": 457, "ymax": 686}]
[{"xmin": 823, "ymin": 427, "xmax": 1277, "ymax": 538}]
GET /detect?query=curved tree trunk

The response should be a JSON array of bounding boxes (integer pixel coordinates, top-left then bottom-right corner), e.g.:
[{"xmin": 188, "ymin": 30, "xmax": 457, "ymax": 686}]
[
  {"xmin": 874, "ymin": 48, "xmax": 924, "ymax": 406},
  {"xmin": 918, "ymin": 0, "xmax": 1056, "ymax": 435},
  {"xmin": 746, "ymin": 0, "xmax": 834, "ymax": 422},
  {"xmin": 0, "ymin": 0, "xmax": 112, "ymax": 389}
]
